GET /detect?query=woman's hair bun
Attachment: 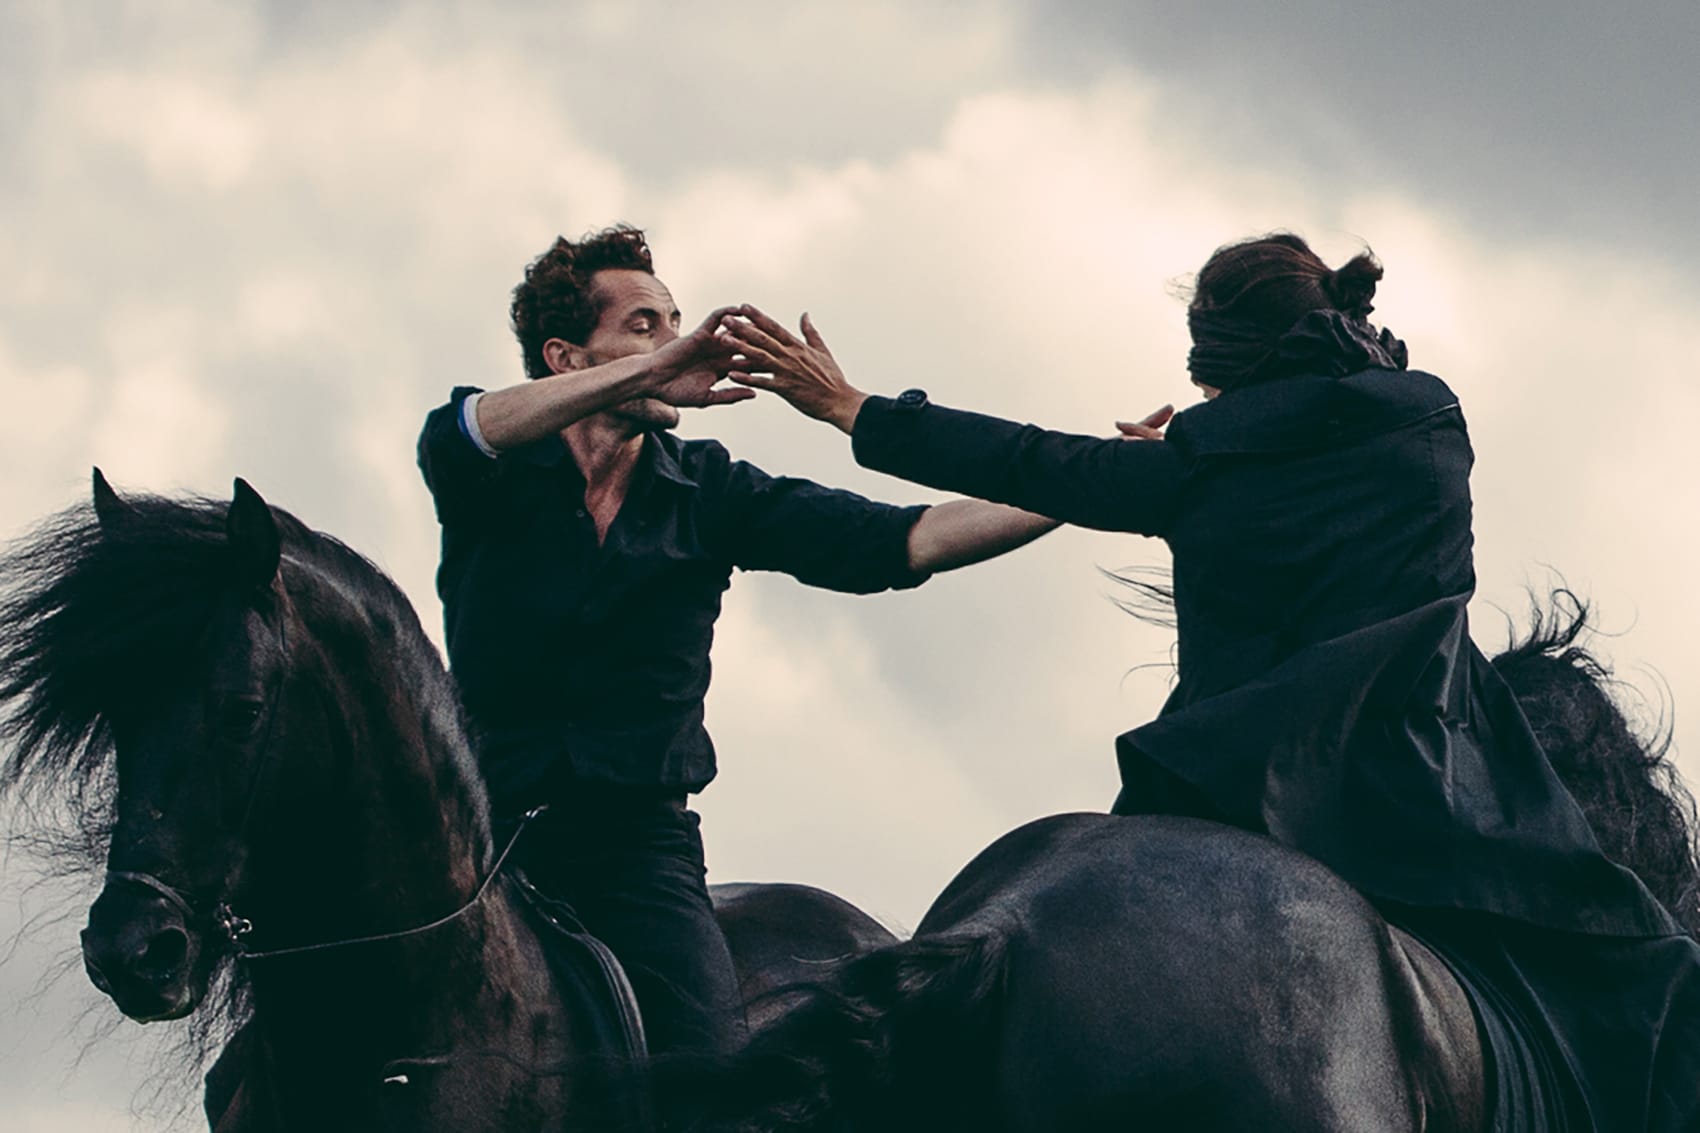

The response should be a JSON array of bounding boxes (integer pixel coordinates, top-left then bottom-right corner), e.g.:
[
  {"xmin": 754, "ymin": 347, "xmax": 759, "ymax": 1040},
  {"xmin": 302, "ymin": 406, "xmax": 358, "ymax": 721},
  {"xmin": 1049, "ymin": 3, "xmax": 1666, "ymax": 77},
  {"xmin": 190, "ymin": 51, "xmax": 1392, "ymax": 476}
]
[{"xmin": 1322, "ymin": 250, "xmax": 1384, "ymax": 317}]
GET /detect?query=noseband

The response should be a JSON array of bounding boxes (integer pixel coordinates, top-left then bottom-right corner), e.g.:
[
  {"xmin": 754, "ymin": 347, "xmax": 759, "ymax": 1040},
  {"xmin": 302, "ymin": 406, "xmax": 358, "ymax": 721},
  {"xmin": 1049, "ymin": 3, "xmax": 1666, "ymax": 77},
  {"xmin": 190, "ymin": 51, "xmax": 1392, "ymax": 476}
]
[{"xmin": 103, "ymin": 867, "xmax": 196, "ymax": 921}]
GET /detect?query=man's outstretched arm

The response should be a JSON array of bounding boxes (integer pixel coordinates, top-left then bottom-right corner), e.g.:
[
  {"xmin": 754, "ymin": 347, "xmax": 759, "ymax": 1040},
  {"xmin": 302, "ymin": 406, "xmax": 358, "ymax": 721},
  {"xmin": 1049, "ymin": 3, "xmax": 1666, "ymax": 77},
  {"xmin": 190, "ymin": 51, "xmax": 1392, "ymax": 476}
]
[
  {"xmin": 474, "ymin": 307, "xmax": 750, "ymax": 451},
  {"xmin": 907, "ymin": 500, "xmax": 1060, "ymax": 574}
]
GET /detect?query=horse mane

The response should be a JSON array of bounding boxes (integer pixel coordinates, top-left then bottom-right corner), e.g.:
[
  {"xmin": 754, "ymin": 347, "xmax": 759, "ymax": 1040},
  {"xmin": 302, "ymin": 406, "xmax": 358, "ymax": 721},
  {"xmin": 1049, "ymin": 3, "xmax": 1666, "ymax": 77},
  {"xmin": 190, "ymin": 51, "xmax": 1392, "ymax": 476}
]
[
  {"xmin": 1489, "ymin": 592, "xmax": 1700, "ymax": 936},
  {"xmin": 0, "ymin": 491, "xmax": 436, "ymax": 827},
  {"xmin": 0, "ymin": 486, "xmax": 482, "ymax": 832},
  {"xmin": 2, "ymin": 494, "xmax": 235, "ymax": 859}
]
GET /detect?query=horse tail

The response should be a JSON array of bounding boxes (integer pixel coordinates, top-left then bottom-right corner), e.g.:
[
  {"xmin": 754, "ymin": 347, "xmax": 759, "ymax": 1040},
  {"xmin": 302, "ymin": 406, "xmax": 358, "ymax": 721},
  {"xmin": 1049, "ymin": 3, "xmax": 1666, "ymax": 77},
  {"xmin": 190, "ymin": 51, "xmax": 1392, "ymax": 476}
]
[{"xmin": 661, "ymin": 929, "xmax": 1008, "ymax": 1133}]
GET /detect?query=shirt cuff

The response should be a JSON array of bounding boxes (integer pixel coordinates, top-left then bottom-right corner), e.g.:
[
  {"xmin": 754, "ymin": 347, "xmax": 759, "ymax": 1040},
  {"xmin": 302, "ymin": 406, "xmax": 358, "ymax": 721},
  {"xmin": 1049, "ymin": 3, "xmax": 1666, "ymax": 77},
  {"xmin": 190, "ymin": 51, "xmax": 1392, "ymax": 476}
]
[
  {"xmin": 459, "ymin": 391, "xmax": 500, "ymax": 459},
  {"xmin": 850, "ymin": 394, "xmax": 917, "ymax": 476}
]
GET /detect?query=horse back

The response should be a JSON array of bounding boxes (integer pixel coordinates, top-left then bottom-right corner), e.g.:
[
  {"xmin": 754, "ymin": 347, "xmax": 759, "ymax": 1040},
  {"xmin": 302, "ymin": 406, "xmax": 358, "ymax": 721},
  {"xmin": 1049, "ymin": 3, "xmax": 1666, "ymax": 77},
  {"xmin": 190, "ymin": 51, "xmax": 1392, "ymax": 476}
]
[{"xmin": 918, "ymin": 813, "xmax": 1485, "ymax": 1132}]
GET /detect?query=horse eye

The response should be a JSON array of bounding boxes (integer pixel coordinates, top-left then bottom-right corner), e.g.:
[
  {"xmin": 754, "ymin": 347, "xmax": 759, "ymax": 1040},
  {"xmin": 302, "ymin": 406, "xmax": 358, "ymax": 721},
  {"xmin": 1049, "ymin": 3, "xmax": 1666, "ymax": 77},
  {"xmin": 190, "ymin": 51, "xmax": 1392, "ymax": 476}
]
[{"xmin": 218, "ymin": 699, "xmax": 264, "ymax": 738}]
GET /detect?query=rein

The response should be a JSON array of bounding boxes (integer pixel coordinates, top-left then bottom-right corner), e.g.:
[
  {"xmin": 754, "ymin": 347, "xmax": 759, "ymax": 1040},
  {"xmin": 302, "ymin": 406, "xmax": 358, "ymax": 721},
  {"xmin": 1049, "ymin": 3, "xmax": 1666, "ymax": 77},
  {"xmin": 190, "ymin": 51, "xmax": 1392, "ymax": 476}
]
[{"xmin": 225, "ymin": 805, "xmax": 546, "ymax": 961}]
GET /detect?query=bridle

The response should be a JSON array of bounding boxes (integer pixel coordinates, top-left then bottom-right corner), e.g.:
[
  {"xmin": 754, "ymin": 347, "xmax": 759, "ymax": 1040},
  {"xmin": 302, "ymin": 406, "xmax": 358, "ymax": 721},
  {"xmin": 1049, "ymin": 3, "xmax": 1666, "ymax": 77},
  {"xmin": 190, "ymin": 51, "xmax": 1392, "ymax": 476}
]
[{"xmin": 101, "ymin": 602, "xmax": 546, "ymax": 963}]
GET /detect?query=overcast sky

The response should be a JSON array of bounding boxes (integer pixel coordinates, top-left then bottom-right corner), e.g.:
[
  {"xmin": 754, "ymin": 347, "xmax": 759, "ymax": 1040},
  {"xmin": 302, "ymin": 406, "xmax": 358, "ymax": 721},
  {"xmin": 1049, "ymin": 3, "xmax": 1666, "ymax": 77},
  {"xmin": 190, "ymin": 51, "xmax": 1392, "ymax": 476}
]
[{"xmin": 4, "ymin": 2, "xmax": 1698, "ymax": 1128}]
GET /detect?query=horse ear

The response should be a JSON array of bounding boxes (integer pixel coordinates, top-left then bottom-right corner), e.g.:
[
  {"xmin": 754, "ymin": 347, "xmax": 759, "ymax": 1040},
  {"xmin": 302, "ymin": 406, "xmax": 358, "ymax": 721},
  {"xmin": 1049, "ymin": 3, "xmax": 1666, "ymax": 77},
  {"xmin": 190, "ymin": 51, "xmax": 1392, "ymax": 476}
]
[
  {"xmin": 91, "ymin": 467, "xmax": 131, "ymax": 531},
  {"xmin": 226, "ymin": 478, "xmax": 281, "ymax": 590}
]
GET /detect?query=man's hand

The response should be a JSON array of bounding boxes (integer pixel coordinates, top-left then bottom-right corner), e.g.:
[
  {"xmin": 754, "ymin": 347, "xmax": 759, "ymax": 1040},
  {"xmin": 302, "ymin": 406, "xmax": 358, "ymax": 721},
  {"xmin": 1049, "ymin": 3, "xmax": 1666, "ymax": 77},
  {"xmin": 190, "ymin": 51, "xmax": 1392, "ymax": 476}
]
[
  {"xmin": 1115, "ymin": 404, "xmax": 1174, "ymax": 441},
  {"xmin": 647, "ymin": 307, "xmax": 757, "ymax": 409},
  {"xmin": 716, "ymin": 306, "xmax": 868, "ymax": 434}
]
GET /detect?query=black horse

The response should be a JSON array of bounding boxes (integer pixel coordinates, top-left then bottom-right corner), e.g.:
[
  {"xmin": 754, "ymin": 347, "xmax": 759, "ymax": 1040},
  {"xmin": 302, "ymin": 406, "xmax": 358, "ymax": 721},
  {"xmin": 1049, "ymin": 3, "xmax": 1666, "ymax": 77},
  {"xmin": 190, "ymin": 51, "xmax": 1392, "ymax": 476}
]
[
  {"xmin": 0, "ymin": 474, "xmax": 892, "ymax": 1131},
  {"xmin": 660, "ymin": 600, "xmax": 1700, "ymax": 1133}
]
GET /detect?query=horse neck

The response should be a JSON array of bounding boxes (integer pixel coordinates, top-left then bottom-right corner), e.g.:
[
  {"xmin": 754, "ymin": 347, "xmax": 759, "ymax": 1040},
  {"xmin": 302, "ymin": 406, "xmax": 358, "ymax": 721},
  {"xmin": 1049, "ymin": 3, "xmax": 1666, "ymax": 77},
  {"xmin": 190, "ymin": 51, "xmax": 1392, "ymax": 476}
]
[
  {"xmin": 237, "ymin": 576, "xmax": 573, "ymax": 1120},
  {"xmin": 244, "ymin": 571, "xmax": 492, "ymax": 951}
]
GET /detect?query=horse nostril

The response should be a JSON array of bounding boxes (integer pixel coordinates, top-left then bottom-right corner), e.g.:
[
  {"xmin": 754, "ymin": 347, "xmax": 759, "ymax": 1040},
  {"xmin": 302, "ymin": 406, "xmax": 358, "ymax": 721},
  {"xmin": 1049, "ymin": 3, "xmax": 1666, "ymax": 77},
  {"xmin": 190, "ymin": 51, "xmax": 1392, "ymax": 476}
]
[{"xmin": 135, "ymin": 927, "xmax": 190, "ymax": 981}]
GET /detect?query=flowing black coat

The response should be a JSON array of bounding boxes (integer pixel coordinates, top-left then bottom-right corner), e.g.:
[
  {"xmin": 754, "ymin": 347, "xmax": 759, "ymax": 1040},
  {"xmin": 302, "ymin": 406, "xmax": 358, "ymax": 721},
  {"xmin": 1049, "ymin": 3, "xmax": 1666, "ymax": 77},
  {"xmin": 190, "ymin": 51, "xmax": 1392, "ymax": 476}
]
[{"xmin": 854, "ymin": 370, "xmax": 1671, "ymax": 938}]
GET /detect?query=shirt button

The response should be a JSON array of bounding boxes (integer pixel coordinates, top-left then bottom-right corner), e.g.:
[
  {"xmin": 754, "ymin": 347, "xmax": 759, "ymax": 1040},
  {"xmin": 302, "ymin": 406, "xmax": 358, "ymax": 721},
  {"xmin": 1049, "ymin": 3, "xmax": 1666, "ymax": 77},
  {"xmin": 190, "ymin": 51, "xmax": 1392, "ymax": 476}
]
[{"xmin": 575, "ymin": 508, "xmax": 587, "ymax": 518}]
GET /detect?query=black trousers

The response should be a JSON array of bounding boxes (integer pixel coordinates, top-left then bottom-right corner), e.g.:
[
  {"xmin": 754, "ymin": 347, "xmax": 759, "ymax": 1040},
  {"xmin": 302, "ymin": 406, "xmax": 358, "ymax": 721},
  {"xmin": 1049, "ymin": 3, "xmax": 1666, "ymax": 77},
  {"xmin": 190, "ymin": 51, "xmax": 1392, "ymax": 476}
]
[{"xmin": 503, "ymin": 786, "xmax": 746, "ymax": 1058}]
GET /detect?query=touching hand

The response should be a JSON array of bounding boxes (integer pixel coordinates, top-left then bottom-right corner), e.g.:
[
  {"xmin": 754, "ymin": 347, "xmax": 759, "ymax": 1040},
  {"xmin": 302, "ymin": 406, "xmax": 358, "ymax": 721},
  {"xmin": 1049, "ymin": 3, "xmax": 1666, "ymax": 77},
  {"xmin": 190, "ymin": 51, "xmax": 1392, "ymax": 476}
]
[
  {"xmin": 648, "ymin": 307, "xmax": 758, "ymax": 409},
  {"xmin": 1115, "ymin": 404, "xmax": 1174, "ymax": 441},
  {"xmin": 716, "ymin": 306, "xmax": 868, "ymax": 434}
]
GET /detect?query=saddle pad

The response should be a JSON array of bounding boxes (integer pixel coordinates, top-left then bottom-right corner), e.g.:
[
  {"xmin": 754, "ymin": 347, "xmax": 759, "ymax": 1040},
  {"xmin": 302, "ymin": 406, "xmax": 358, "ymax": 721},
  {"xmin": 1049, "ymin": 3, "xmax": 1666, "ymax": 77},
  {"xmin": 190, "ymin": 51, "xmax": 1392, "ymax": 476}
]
[
  {"xmin": 1404, "ymin": 923, "xmax": 1573, "ymax": 1133},
  {"xmin": 509, "ymin": 869, "xmax": 653, "ymax": 1126}
]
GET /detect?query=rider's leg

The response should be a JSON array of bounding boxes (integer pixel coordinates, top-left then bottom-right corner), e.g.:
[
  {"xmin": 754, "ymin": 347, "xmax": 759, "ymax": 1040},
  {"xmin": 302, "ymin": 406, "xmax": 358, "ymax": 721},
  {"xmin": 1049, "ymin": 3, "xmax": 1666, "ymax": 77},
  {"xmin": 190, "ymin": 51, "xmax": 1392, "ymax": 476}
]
[{"xmin": 515, "ymin": 787, "xmax": 746, "ymax": 1057}]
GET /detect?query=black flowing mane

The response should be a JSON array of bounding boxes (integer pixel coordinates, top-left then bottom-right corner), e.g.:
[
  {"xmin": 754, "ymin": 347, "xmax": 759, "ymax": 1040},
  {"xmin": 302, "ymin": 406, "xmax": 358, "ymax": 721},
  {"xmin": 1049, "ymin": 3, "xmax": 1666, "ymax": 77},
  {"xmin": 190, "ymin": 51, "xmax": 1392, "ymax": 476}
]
[
  {"xmin": 1490, "ymin": 594, "xmax": 1700, "ymax": 935},
  {"xmin": 0, "ymin": 490, "xmax": 479, "ymax": 846}
]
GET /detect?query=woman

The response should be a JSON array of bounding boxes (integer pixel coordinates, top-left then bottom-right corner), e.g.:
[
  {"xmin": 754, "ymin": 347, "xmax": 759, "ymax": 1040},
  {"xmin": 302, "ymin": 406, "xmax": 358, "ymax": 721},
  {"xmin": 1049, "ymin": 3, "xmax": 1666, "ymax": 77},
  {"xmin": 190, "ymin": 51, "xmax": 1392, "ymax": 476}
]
[{"xmin": 717, "ymin": 233, "xmax": 1698, "ymax": 1132}]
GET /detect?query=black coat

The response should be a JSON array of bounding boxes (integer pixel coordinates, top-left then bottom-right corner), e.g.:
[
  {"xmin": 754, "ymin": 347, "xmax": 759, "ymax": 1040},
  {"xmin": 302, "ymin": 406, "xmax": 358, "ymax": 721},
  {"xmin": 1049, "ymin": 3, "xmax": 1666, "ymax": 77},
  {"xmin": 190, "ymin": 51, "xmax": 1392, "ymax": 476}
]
[{"xmin": 853, "ymin": 370, "xmax": 1672, "ymax": 939}]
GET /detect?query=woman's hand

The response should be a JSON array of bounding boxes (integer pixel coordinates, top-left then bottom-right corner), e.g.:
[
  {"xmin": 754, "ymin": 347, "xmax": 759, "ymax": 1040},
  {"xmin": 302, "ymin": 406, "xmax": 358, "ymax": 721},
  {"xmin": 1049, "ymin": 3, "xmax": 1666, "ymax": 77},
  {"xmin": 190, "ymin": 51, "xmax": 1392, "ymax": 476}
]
[
  {"xmin": 717, "ymin": 306, "xmax": 868, "ymax": 435},
  {"xmin": 1115, "ymin": 404, "xmax": 1174, "ymax": 441}
]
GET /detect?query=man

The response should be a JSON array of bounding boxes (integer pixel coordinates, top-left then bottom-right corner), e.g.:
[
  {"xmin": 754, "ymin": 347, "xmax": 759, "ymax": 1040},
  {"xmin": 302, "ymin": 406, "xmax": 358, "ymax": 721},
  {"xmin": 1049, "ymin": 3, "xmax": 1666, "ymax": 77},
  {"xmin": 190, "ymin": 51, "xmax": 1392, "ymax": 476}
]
[{"xmin": 416, "ymin": 225, "xmax": 1056, "ymax": 1057}]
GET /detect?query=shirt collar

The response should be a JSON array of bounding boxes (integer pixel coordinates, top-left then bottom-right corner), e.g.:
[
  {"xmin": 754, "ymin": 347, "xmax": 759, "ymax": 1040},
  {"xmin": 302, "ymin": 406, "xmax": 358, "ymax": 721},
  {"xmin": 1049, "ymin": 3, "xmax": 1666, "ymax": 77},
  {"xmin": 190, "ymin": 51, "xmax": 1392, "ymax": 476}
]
[
  {"xmin": 517, "ymin": 428, "xmax": 699, "ymax": 490},
  {"xmin": 644, "ymin": 430, "xmax": 700, "ymax": 489}
]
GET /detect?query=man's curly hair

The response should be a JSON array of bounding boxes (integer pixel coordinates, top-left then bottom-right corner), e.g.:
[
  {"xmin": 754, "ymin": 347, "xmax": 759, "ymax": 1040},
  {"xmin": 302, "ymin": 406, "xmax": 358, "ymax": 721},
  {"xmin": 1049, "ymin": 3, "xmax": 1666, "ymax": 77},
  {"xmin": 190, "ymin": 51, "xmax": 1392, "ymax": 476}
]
[{"xmin": 510, "ymin": 224, "xmax": 655, "ymax": 378}]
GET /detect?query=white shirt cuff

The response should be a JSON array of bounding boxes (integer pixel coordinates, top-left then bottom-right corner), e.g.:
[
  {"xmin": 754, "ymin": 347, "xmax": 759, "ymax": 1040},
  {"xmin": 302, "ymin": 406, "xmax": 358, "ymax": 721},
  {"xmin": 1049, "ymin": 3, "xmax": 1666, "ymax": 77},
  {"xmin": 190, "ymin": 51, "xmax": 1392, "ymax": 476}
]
[{"xmin": 460, "ymin": 391, "xmax": 500, "ymax": 459}]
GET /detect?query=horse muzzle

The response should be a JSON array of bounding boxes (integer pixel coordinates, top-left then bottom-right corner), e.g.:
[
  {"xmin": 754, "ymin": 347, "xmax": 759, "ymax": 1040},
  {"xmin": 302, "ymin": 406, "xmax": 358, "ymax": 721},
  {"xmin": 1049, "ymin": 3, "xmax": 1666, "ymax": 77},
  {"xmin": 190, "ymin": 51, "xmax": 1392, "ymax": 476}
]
[{"xmin": 81, "ymin": 882, "xmax": 206, "ymax": 1022}]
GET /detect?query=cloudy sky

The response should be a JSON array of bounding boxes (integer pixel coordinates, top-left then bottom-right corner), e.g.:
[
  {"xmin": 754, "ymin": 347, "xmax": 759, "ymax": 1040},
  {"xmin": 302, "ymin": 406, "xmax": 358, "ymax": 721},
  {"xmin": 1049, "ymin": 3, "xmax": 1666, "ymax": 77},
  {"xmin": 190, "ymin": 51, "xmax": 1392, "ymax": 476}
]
[{"xmin": 3, "ymin": 1, "xmax": 1698, "ymax": 1127}]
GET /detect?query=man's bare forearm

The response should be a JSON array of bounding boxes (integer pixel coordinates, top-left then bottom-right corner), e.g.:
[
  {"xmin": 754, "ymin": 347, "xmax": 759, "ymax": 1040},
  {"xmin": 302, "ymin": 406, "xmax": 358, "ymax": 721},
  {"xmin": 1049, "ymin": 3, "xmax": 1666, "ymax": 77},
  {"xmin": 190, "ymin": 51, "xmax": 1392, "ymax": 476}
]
[
  {"xmin": 473, "ymin": 354, "xmax": 658, "ymax": 452},
  {"xmin": 907, "ymin": 499, "xmax": 1061, "ymax": 574}
]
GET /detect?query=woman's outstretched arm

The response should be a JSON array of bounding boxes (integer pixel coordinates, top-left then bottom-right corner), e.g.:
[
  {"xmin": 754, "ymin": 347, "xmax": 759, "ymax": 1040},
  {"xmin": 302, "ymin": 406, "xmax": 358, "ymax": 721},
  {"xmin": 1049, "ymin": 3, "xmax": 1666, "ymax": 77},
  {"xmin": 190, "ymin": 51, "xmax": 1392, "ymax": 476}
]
[{"xmin": 719, "ymin": 306, "xmax": 1186, "ymax": 536}]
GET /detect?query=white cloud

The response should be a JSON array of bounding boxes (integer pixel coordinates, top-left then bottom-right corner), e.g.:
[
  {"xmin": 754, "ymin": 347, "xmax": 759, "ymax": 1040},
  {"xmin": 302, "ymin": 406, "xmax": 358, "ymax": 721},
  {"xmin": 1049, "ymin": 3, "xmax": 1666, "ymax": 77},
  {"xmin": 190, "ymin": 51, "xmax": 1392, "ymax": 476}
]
[
  {"xmin": 0, "ymin": 338, "xmax": 97, "ymax": 533},
  {"xmin": 87, "ymin": 338, "xmax": 231, "ymax": 494},
  {"xmin": 74, "ymin": 71, "xmax": 260, "ymax": 194}
]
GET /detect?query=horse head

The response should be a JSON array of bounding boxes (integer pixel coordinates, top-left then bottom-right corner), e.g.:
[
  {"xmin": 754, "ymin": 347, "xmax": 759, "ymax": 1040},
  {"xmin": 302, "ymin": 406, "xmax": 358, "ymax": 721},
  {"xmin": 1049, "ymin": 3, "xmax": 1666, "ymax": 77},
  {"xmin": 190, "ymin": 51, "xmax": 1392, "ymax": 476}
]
[
  {"xmin": 78, "ymin": 472, "xmax": 308, "ymax": 1020},
  {"xmin": 3, "ymin": 473, "xmax": 591, "ymax": 1127}
]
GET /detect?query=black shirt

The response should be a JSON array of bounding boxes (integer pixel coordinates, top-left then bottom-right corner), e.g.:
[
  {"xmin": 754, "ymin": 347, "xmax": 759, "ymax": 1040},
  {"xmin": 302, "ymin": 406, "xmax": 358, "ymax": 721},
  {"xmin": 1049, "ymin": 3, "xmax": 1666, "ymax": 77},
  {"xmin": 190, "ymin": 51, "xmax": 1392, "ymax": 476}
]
[{"xmin": 418, "ymin": 386, "xmax": 928, "ymax": 810}]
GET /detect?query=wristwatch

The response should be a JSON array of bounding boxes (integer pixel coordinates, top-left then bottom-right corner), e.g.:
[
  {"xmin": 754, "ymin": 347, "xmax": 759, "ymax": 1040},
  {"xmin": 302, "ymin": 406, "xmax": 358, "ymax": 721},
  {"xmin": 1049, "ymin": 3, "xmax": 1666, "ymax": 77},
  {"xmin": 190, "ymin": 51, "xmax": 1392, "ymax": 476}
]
[{"xmin": 894, "ymin": 388, "xmax": 929, "ymax": 412}]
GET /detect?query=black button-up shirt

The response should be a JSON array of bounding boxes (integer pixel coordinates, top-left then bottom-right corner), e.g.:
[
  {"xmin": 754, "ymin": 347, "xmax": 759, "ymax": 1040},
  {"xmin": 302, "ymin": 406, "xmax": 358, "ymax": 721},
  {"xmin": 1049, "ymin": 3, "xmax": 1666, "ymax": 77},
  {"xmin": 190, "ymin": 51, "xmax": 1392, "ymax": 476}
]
[{"xmin": 418, "ymin": 386, "xmax": 928, "ymax": 812}]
